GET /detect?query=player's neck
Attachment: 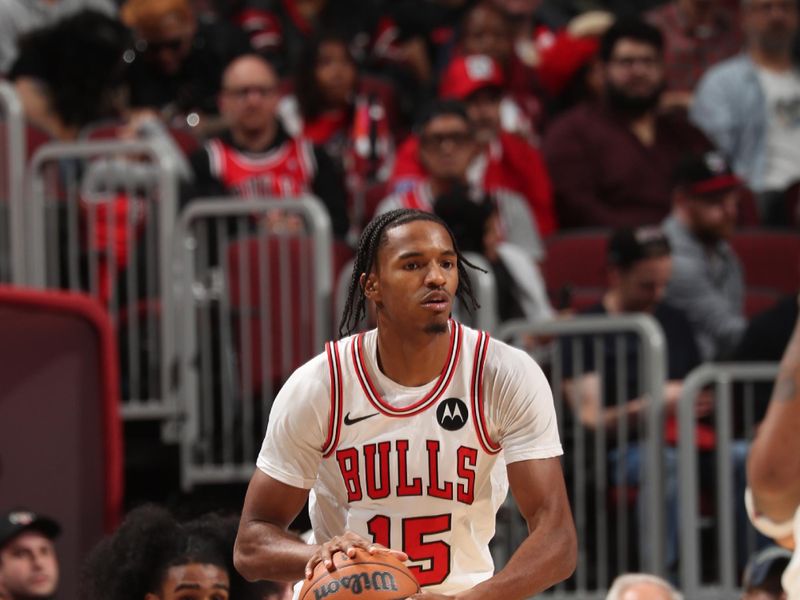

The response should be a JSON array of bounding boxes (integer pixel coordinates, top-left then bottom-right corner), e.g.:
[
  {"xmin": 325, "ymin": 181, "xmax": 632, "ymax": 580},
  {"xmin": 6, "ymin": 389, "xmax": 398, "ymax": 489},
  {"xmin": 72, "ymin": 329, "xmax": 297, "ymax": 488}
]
[{"xmin": 374, "ymin": 322, "xmax": 452, "ymax": 387}]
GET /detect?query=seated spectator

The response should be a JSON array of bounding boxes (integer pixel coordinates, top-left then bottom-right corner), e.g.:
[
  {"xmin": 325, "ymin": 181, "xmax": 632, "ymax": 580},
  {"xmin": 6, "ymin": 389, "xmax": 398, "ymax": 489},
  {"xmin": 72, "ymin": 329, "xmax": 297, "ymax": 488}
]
[
  {"xmin": 644, "ymin": 0, "xmax": 742, "ymax": 110},
  {"xmin": 741, "ymin": 546, "xmax": 792, "ymax": 600},
  {"xmin": 83, "ymin": 504, "xmax": 288, "ymax": 600},
  {"xmin": 188, "ymin": 54, "xmax": 349, "ymax": 239},
  {"xmin": 433, "ymin": 189, "xmax": 554, "ymax": 324},
  {"xmin": 377, "ymin": 100, "xmax": 543, "ymax": 258},
  {"xmin": 605, "ymin": 573, "xmax": 683, "ymax": 600},
  {"xmin": 278, "ymin": 31, "xmax": 396, "ymax": 194},
  {"xmin": 690, "ymin": 0, "xmax": 800, "ymax": 226},
  {"xmin": 457, "ymin": 1, "xmax": 545, "ymax": 137},
  {"xmin": 543, "ymin": 18, "xmax": 712, "ymax": 229},
  {"xmin": 393, "ymin": 56, "xmax": 557, "ymax": 236},
  {"xmin": 662, "ymin": 151, "xmax": 746, "ymax": 361},
  {"xmin": 120, "ymin": 0, "xmax": 250, "ymax": 135},
  {"xmin": 0, "ymin": 0, "xmax": 115, "ymax": 75},
  {"xmin": 0, "ymin": 509, "xmax": 60, "ymax": 600},
  {"xmin": 9, "ymin": 10, "xmax": 131, "ymax": 141},
  {"xmin": 562, "ymin": 226, "xmax": 712, "ymax": 569}
]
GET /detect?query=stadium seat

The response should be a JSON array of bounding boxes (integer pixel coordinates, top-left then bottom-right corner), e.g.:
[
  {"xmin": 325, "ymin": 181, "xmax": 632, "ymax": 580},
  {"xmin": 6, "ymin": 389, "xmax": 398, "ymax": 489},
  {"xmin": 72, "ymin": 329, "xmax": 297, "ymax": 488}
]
[
  {"xmin": 0, "ymin": 287, "xmax": 123, "ymax": 600},
  {"xmin": 730, "ymin": 229, "xmax": 800, "ymax": 294},
  {"xmin": 541, "ymin": 230, "xmax": 610, "ymax": 310}
]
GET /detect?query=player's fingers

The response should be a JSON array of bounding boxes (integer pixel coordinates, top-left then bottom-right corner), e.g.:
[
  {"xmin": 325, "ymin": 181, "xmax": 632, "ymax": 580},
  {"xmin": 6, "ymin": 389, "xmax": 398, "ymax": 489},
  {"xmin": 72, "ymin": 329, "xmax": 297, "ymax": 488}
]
[{"xmin": 367, "ymin": 543, "xmax": 408, "ymax": 561}]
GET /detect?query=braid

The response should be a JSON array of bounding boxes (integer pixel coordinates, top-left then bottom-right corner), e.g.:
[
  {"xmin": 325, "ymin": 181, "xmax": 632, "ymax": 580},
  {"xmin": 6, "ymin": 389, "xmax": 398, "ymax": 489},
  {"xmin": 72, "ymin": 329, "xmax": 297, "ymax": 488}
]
[{"xmin": 338, "ymin": 209, "xmax": 484, "ymax": 338}]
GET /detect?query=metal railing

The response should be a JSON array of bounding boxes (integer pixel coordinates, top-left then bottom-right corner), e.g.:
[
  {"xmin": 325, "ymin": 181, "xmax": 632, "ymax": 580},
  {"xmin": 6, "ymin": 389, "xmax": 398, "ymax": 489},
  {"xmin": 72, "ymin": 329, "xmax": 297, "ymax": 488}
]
[
  {"xmin": 174, "ymin": 196, "xmax": 333, "ymax": 490},
  {"xmin": 0, "ymin": 81, "xmax": 26, "ymax": 284},
  {"xmin": 25, "ymin": 139, "xmax": 180, "ymax": 418},
  {"xmin": 678, "ymin": 362, "xmax": 780, "ymax": 599},
  {"xmin": 496, "ymin": 315, "xmax": 668, "ymax": 598}
]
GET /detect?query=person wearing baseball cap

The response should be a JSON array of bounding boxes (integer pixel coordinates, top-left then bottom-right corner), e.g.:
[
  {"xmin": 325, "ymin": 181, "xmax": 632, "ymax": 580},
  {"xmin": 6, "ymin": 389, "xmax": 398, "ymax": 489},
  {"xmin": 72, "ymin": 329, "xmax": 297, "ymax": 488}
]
[
  {"xmin": 663, "ymin": 150, "xmax": 746, "ymax": 361},
  {"xmin": 0, "ymin": 509, "xmax": 60, "ymax": 600},
  {"xmin": 440, "ymin": 53, "xmax": 557, "ymax": 237}
]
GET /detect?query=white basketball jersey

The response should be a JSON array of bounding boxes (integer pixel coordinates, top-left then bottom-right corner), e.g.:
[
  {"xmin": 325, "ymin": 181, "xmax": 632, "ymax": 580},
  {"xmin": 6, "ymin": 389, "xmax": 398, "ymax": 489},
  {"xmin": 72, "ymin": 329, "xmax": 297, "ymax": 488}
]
[
  {"xmin": 258, "ymin": 320, "xmax": 562, "ymax": 596},
  {"xmin": 312, "ymin": 321, "xmax": 504, "ymax": 594}
]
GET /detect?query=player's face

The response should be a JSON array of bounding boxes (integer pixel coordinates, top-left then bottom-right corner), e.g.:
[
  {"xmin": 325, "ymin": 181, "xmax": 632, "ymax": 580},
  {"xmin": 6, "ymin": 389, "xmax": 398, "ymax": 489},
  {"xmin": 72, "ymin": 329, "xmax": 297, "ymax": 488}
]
[
  {"xmin": 147, "ymin": 563, "xmax": 229, "ymax": 600},
  {"xmin": 615, "ymin": 255, "xmax": 672, "ymax": 313},
  {"xmin": 0, "ymin": 531, "xmax": 59, "ymax": 598},
  {"xmin": 365, "ymin": 220, "xmax": 459, "ymax": 335}
]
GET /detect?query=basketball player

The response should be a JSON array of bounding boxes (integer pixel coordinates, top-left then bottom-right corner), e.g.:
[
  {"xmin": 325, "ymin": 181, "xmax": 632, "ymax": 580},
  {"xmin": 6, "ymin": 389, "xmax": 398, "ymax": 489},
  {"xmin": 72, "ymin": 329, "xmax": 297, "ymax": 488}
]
[
  {"xmin": 747, "ymin": 298, "xmax": 800, "ymax": 599},
  {"xmin": 234, "ymin": 209, "xmax": 576, "ymax": 598}
]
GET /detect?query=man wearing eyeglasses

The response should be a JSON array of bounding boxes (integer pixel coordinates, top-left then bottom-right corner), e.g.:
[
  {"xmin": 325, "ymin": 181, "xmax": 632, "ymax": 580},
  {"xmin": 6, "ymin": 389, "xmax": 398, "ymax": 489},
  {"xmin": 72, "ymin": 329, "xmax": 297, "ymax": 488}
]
[
  {"xmin": 691, "ymin": 0, "xmax": 800, "ymax": 227},
  {"xmin": 188, "ymin": 54, "xmax": 349, "ymax": 239},
  {"xmin": 543, "ymin": 18, "xmax": 712, "ymax": 230},
  {"xmin": 376, "ymin": 100, "xmax": 543, "ymax": 259}
]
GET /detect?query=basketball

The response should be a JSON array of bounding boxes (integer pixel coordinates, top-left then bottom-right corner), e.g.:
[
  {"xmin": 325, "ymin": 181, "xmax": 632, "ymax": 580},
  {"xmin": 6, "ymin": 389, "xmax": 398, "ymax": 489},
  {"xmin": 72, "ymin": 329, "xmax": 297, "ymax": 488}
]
[{"xmin": 299, "ymin": 549, "xmax": 420, "ymax": 600}]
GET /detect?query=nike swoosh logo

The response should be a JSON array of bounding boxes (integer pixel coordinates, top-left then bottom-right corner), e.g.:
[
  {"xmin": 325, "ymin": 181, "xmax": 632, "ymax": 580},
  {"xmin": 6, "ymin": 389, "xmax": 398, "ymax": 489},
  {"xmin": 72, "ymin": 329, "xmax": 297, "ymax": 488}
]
[{"xmin": 343, "ymin": 411, "xmax": 379, "ymax": 426}]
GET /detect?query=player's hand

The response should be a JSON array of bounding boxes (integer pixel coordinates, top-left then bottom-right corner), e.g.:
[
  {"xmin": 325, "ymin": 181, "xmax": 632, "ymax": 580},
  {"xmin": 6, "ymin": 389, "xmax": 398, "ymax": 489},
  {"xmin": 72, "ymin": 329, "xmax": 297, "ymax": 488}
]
[{"xmin": 305, "ymin": 531, "xmax": 408, "ymax": 579}]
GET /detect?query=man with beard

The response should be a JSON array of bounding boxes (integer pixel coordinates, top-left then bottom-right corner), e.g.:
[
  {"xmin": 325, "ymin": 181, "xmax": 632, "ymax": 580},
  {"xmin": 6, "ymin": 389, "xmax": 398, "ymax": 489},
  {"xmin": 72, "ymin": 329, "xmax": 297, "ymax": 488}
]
[
  {"xmin": 691, "ymin": 0, "xmax": 800, "ymax": 226},
  {"xmin": 543, "ymin": 19, "xmax": 712, "ymax": 229},
  {"xmin": 188, "ymin": 54, "xmax": 349, "ymax": 239},
  {"xmin": 662, "ymin": 151, "xmax": 746, "ymax": 361}
]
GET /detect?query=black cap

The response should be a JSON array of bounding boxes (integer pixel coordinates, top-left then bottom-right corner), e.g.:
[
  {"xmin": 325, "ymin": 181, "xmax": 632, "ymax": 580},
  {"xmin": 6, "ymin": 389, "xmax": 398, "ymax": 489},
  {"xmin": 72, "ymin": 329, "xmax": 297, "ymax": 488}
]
[
  {"xmin": 673, "ymin": 151, "xmax": 742, "ymax": 196},
  {"xmin": 607, "ymin": 226, "xmax": 671, "ymax": 270},
  {"xmin": 0, "ymin": 509, "xmax": 61, "ymax": 549},
  {"xmin": 743, "ymin": 546, "xmax": 792, "ymax": 593}
]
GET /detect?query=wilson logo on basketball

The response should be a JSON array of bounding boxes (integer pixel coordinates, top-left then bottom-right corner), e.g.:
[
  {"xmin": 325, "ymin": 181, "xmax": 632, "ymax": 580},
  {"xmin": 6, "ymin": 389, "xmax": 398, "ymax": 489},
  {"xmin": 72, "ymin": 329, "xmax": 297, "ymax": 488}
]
[{"xmin": 313, "ymin": 571, "xmax": 398, "ymax": 600}]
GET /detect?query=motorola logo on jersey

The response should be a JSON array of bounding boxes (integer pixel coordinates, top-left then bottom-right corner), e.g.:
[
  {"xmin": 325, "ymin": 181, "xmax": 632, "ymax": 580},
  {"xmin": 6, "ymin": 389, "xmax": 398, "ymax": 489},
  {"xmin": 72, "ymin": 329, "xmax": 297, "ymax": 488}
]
[{"xmin": 436, "ymin": 398, "xmax": 468, "ymax": 431}]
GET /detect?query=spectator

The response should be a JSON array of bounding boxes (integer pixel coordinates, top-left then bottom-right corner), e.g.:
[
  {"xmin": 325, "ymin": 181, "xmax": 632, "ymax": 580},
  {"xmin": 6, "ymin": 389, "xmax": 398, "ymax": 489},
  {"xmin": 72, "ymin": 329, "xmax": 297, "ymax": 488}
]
[
  {"xmin": 742, "ymin": 546, "xmax": 792, "ymax": 600},
  {"xmin": 0, "ymin": 0, "xmax": 115, "ymax": 75},
  {"xmin": 188, "ymin": 54, "xmax": 349, "ymax": 239},
  {"xmin": 747, "ymin": 308, "xmax": 800, "ymax": 600},
  {"xmin": 0, "ymin": 509, "xmax": 60, "ymax": 600},
  {"xmin": 562, "ymin": 226, "xmax": 713, "ymax": 570},
  {"xmin": 543, "ymin": 19, "xmax": 712, "ymax": 229},
  {"xmin": 8, "ymin": 10, "xmax": 131, "ymax": 141},
  {"xmin": 645, "ymin": 0, "xmax": 742, "ymax": 110},
  {"xmin": 433, "ymin": 189, "xmax": 554, "ymax": 324},
  {"xmin": 458, "ymin": 1, "xmax": 545, "ymax": 136},
  {"xmin": 278, "ymin": 31, "xmax": 396, "ymax": 196},
  {"xmin": 392, "ymin": 56, "xmax": 557, "ymax": 236},
  {"xmin": 605, "ymin": 573, "xmax": 683, "ymax": 600},
  {"xmin": 120, "ymin": 0, "xmax": 250, "ymax": 135},
  {"xmin": 377, "ymin": 100, "xmax": 543, "ymax": 258},
  {"xmin": 662, "ymin": 151, "xmax": 746, "ymax": 361},
  {"xmin": 83, "ymin": 504, "xmax": 285, "ymax": 600},
  {"xmin": 691, "ymin": 0, "xmax": 800, "ymax": 225}
]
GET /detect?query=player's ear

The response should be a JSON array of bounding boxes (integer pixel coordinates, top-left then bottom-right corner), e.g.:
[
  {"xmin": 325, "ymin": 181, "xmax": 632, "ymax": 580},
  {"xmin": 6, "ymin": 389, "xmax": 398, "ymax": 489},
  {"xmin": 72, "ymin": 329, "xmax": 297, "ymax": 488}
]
[{"xmin": 361, "ymin": 272, "xmax": 380, "ymax": 302}]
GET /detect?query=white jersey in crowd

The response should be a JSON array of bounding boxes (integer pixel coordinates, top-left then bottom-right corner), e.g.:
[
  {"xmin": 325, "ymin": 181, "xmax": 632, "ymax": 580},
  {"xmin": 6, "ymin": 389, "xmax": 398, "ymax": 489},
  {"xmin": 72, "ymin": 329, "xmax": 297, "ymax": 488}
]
[{"xmin": 257, "ymin": 320, "xmax": 562, "ymax": 595}]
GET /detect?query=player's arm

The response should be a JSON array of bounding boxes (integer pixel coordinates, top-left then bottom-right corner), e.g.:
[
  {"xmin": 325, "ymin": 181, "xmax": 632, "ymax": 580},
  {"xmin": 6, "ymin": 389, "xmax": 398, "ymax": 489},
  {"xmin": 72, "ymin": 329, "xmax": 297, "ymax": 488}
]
[
  {"xmin": 748, "ymin": 307, "xmax": 800, "ymax": 525},
  {"xmin": 477, "ymin": 457, "xmax": 576, "ymax": 600},
  {"xmin": 235, "ymin": 469, "xmax": 315, "ymax": 582},
  {"xmin": 235, "ymin": 469, "xmax": 407, "ymax": 582}
]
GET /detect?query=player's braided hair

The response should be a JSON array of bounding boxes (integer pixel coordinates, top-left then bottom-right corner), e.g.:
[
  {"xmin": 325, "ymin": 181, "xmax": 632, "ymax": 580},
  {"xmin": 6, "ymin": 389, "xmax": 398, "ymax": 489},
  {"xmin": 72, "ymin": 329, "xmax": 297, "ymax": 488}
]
[{"xmin": 338, "ymin": 208, "xmax": 483, "ymax": 338}]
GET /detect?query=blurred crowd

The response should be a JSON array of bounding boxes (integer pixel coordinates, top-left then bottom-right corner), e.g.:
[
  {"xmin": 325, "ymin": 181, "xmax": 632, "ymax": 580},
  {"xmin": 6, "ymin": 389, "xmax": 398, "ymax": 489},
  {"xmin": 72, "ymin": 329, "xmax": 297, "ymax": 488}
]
[{"xmin": 2, "ymin": 0, "xmax": 800, "ymax": 598}]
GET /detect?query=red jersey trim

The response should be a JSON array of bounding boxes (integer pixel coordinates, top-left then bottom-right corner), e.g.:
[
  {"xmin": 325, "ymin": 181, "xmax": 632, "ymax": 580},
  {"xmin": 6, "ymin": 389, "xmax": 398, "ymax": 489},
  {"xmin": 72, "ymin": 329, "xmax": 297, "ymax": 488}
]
[
  {"xmin": 322, "ymin": 340, "xmax": 343, "ymax": 457},
  {"xmin": 471, "ymin": 331, "xmax": 501, "ymax": 454},
  {"xmin": 352, "ymin": 320, "xmax": 462, "ymax": 417}
]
